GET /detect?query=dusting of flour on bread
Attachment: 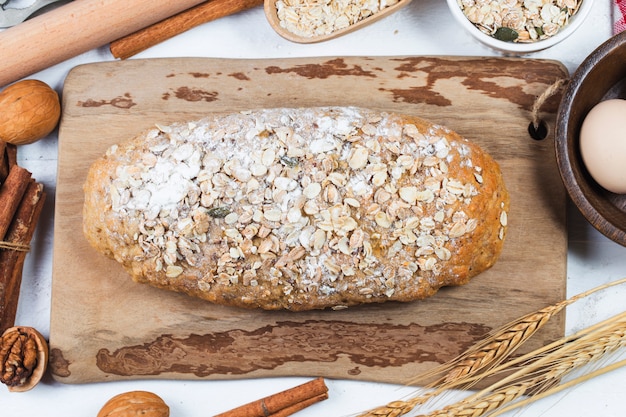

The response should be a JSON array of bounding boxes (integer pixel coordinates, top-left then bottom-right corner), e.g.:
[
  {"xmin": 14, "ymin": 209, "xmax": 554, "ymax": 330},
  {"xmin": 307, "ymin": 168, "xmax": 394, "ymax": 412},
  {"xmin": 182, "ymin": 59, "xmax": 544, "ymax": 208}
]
[{"xmin": 83, "ymin": 107, "xmax": 509, "ymax": 310}]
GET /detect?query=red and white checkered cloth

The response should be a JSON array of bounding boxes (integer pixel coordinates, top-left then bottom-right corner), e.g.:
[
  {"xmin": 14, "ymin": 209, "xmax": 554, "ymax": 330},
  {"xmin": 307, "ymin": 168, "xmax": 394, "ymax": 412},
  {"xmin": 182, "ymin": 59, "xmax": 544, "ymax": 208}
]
[{"xmin": 615, "ymin": 0, "xmax": 626, "ymax": 34}]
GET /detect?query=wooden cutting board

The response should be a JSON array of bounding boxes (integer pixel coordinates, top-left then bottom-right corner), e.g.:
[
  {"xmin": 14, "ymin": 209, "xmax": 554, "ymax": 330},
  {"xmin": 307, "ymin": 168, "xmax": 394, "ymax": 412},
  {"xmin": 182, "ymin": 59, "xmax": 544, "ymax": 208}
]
[{"xmin": 50, "ymin": 56, "xmax": 568, "ymax": 384}]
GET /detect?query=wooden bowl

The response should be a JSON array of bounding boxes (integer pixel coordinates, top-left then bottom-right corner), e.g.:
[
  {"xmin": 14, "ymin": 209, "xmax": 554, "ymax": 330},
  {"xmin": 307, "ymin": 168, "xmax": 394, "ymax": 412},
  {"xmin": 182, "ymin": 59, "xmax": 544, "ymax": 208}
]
[
  {"xmin": 264, "ymin": 0, "xmax": 412, "ymax": 43},
  {"xmin": 555, "ymin": 31, "xmax": 626, "ymax": 246}
]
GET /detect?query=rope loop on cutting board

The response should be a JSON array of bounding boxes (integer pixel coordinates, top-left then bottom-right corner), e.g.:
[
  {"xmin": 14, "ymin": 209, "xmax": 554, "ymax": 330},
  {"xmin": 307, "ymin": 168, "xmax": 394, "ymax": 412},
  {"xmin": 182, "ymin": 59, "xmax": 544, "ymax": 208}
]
[{"xmin": 528, "ymin": 77, "xmax": 569, "ymax": 140}]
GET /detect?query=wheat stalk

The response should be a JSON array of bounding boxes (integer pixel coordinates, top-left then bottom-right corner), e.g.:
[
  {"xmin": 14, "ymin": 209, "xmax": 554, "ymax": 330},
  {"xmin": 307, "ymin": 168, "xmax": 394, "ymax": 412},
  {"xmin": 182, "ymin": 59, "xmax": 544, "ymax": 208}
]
[
  {"xmin": 493, "ymin": 357, "xmax": 626, "ymax": 416},
  {"xmin": 458, "ymin": 310, "xmax": 626, "ymax": 390},
  {"xmin": 419, "ymin": 312, "xmax": 626, "ymax": 417},
  {"xmin": 420, "ymin": 277, "xmax": 626, "ymax": 388},
  {"xmin": 356, "ymin": 277, "xmax": 626, "ymax": 417}
]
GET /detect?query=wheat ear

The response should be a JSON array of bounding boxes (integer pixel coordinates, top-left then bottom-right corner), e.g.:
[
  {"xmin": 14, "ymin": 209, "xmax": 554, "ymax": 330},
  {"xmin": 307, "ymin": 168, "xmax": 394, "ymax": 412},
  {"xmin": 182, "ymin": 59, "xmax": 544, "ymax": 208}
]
[
  {"xmin": 467, "ymin": 310, "xmax": 626, "ymax": 392},
  {"xmin": 420, "ymin": 312, "xmax": 626, "ymax": 417},
  {"xmin": 356, "ymin": 277, "xmax": 626, "ymax": 417},
  {"xmin": 437, "ymin": 308, "xmax": 626, "ymax": 396},
  {"xmin": 416, "ymin": 277, "xmax": 626, "ymax": 388}
]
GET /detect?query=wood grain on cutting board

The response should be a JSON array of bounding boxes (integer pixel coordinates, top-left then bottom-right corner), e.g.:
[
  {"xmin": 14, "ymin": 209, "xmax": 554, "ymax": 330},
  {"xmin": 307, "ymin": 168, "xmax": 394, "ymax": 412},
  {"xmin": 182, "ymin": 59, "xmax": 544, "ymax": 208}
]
[{"xmin": 50, "ymin": 56, "xmax": 568, "ymax": 384}]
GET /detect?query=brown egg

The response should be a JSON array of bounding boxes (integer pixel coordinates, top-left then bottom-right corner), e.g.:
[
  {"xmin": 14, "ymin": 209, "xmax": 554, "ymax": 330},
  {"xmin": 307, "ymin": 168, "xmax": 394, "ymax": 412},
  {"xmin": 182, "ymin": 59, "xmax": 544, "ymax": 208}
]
[{"xmin": 580, "ymin": 99, "xmax": 626, "ymax": 194}]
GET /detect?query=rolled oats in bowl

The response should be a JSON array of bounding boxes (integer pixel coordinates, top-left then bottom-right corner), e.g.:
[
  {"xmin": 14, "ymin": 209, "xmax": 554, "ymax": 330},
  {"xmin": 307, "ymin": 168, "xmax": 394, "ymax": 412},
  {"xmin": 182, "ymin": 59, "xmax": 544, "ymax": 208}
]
[
  {"xmin": 446, "ymin": 0, "xmax": 593, "ymax": 54},
  {"xmin": 275, "ymin": 0, "xmax": 400, "ymax": 38},
  {"xmin": 266, "ymin": 0, "xmax": 413, "ymax": 43},
  {"xmin": 461, "ymin": 0, "xmax": 580, "ymax": 43}
]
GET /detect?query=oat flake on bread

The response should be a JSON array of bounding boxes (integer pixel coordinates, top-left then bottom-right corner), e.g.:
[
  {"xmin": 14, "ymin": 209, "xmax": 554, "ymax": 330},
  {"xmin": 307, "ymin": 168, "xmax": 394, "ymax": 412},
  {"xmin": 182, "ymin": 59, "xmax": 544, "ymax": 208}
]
[{"xmin": 82, "ymin": 107, "xmax": 510, "ymax": 311}]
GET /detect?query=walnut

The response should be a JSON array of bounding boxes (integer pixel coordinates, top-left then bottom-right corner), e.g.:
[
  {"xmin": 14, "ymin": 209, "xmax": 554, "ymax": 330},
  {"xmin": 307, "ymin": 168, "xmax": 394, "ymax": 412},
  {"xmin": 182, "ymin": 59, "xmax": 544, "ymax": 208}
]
[
  {"xmin": 97, "ymin": 391, "xmax": 170, "ymax": 417},
  {"xmin": 0, "ymin": 326, "xmax": 48, "ymax": 392},
  {"xmin": 0, "ymin": 79, "xmax": 61, "ymax": 145}
]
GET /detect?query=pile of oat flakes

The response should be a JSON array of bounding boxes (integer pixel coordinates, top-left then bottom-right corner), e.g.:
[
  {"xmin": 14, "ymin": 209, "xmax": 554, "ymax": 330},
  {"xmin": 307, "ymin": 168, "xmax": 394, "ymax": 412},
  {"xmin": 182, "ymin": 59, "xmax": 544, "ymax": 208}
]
[{"xmin": 275, "ymin": 0, "xmax": 401, "ymax": 38}]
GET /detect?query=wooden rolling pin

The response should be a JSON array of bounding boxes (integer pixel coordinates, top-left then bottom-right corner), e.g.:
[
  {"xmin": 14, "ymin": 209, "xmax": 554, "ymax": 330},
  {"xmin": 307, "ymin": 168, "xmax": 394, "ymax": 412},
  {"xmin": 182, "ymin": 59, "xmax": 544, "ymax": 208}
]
[
  {"xmin": 0, "ymin": 0, "xmax": 208, "ymax": 88},
  {"xmin": 110, "ymin": 0, "xmax": 264, "ymax": 60}
]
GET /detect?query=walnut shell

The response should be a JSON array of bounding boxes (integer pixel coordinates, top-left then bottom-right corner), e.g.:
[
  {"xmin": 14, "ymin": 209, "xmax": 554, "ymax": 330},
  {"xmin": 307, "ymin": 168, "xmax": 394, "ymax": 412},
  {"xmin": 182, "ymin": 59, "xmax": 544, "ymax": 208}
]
[
  {"xmin": 97, "ymin": 391, "xmax": 170, "ymax": 417},
  {"xmin": 0, "ymin": 326, "xmax": 49, "ymax": 392},
  {"xmin": 0, "ymin": 79, "xmax": 61, "ymax": 145}
]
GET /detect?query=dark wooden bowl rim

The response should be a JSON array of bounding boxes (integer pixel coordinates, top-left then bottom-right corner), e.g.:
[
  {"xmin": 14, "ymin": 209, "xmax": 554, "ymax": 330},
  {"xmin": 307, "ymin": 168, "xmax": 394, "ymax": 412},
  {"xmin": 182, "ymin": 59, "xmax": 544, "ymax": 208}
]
[{"xmin": 555, "ymin": 31, "xmax": 626, "ymax": 246}]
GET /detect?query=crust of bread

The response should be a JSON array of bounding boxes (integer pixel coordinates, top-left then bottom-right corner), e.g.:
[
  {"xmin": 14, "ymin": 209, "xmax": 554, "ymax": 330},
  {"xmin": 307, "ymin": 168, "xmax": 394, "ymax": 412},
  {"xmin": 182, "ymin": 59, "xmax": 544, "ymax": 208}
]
[{"xmin": 83, "ymin": 107, "xmax": 509, "ymax": 311}]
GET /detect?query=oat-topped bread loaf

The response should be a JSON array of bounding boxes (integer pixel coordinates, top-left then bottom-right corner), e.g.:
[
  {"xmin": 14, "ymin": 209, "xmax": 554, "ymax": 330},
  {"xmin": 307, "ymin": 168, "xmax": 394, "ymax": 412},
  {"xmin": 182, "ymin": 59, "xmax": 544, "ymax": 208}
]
[{"xmin": 83, "ymin": 107, "xmax": 509, "ymax": 311}]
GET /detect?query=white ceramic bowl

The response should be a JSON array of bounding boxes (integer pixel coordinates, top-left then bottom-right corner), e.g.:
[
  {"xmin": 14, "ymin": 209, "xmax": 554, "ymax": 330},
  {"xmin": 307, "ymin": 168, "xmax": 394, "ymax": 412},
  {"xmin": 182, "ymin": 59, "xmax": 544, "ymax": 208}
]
[{"xmin": 445, "ymin": 0, "xmax": 594, "ymax": 55}]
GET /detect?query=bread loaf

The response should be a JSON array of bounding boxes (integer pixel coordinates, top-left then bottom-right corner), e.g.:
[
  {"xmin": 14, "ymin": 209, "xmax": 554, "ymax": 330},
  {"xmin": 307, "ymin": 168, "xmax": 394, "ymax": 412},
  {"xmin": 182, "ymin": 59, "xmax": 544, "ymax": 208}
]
[{"xmin": 83, "ymin": 107, "xmax": 509, "ymax": 311}]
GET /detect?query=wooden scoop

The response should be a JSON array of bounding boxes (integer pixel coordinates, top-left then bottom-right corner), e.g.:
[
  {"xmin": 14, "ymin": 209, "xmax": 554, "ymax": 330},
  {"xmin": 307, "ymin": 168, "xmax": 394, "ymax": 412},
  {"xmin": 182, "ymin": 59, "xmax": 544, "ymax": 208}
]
[{"xmin": 264, "ymin": 0, "xmax": 412, "ymax": 43}]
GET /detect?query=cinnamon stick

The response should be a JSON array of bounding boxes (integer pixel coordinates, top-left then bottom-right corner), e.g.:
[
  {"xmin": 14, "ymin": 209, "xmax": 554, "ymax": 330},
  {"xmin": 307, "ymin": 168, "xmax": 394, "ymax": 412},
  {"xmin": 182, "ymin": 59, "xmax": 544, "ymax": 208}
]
[
  {"xmin": 0, "ymin": 142, "xmax": 7, "ymax": 183},
  {"xmin": 214, "ymin": 377, "xmax": 329, "ymax": 417},
  {"xmin": 5, "ymin": 144, "xmax": 17, "ymax": 173},
  {"xmin": 268, "ymin": 393, "xmax": 329, "ymax": 417},
  {"xmin": 0, "ymin": 142, "xmax": 18, "ymax": 182},
  {"xmin": 0, "ymin": 165, "xmax": 32, "ymax": 240},
  {"xmin": 110, "ymin": 0, "xmax": 263, "ymax": 60},
  {"xmin": 0, "ymin": 181, "xmax": 45, "ymax": 333}
]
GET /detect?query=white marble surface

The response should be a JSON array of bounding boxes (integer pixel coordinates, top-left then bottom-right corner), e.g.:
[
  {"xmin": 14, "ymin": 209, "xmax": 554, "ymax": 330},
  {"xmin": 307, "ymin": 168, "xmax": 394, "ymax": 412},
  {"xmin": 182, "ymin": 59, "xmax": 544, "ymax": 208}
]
[{"xmin": 3, "ymin": 1, "xmax": 626, "ymax": 416}]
